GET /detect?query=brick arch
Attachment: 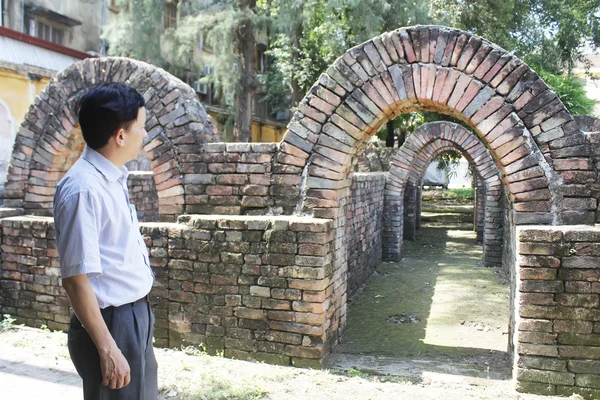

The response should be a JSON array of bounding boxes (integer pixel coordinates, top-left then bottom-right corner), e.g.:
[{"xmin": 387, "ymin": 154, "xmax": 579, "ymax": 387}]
[
  {"xmin": 276, "ymin": 25, "xmax": 596, "ymax": 226},
  {"xmin": 405, "ymin": 142, "xmax": 490, "ymax": 245},
  {"xmin": 385, "ymin": 122, "xmax": 504, "ymax": 264},
  {"xmin": 3, "ymin": 57, "xmax": 218, "ymax": 220},
  {"xmin": 406, "ymin": 142, "xmax": 503, "ymax": 264}
]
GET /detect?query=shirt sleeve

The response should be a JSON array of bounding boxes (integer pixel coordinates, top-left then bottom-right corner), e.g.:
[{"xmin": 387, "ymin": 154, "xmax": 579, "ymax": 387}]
[{"xmin": 54, "ymin": 191, "xmax": 103, "ymax": 279}]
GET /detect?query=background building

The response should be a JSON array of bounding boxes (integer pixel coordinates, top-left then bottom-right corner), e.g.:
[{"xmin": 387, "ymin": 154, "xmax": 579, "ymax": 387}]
[
  {"xmin": 0, "ymin": 0, "xmax": 107, "ymax": 191},
  {"xmin": 574, "ymin": 53, "xmax": 600, "ymax": 117}
]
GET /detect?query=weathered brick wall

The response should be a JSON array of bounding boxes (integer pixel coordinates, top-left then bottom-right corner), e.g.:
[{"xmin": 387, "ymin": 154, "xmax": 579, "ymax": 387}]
[
  {"xmin": 128, "ymin": 172, "xmax": 159, "ymax": 223},
  {"xmin": 357, "ymin": 144, "xmax": 399, "ymax": 172},
  {"xmin": 474, "ymin": 176, "xmax": 485, "ymax": 242},
  {"xmin": 503, "ymin": 210, "xmax": 517, "ymax": 355},
  {"xmin": 347, "ymin": 173, "xmax": 385, "ymax": 296},
  {"xmin": 185, "ymin": 143, "xmax": 281, "ymax": 216},
  {"xmin": 0, "ymin": 216, "xmax": 69, "ymax": 331},
  {"xmin": 0, "ymin": 214, "xmax": 337, "ymax": 367},
  {"xmin": 403, "ymin": 182, "xmax": 418, "ymax": 240},
  {"xmin": 3, "ymin": 140, "xmax": 303, "ymax": 221},
  {"xmin": 516, "ymin": 225, "xmax": 600, "ymax": 398},
  {"xmin": 585, "ymin": 132, "xmax": 600, "ymax": 224},
  {"xmin": 385, "ymin": 122, "xmax": 504, "ymax": 267}
]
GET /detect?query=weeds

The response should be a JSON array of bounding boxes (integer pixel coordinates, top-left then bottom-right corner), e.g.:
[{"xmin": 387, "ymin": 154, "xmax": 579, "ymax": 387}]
[
  {"xmin": 0, "ymin": 314, "xmax": 16, "ymax": 332},
  {"xmin": 330, "ymin": 367, "xmax": 414, "ymax": 385},
  {"xmin": 160, "ymin": 372, "xmax": 267, "ymax": 400},
  {"xmin": 347, "ymin": 367, "xmax": 370, "ymax": 379}
]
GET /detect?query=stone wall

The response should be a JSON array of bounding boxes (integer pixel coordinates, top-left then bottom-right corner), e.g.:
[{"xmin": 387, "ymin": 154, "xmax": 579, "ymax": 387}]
[
  {"xmin": 128, "ymin": 172, "xmax": 159, "ymax": 223},
  {"xmin": 347, "ymin": 173, "xmax": 385, "ymax": 296},
  {"xmin": 516, "ymin": 225, "xmax": 600, "ymax": 399},
  {"xmin": 0, "ymin": 214, "xmax": 338, "ymax": 367}
]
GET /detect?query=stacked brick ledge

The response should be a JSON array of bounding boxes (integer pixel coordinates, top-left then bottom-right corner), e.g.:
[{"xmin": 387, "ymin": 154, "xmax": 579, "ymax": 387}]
[{"xmin": 516, "ymin": 225, "xmax": 600, "ymax": 399}]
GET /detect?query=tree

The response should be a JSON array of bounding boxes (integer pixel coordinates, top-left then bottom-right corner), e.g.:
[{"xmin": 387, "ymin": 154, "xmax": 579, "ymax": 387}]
[
  {"xmin": 432, "ymin": 0, "xmax": 600, "ymax": 77},
  {"xmin": 103, "ymin": 0, "xmax": 165, "ymax": 67},
  {"xmin": 265, "ymin": 0, "xmax": 350, "ymax": 107},
  {"xmin": 264, "ymin": 0, "xmax": 430, "ymax": 112},
  {"xmin": 233, "ymin": 0, "xmax": 258, "ymax": 142},
  {"xmin": 189, "ymin": 0, "xmax": 260, "ymax": 142},
  {"xmin": 529, "ymin": 0, "xmax": 600, "ymax": 76}
]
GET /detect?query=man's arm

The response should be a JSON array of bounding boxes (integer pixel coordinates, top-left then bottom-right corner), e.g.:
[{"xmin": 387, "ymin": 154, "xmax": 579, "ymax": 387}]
[
  {"xmin": 63, "ymin": 274, "xmax": 130, "ymax": 390},
  {"xmin": 55, "ymin": 191, "xmax": 131, "ymax": 390}
]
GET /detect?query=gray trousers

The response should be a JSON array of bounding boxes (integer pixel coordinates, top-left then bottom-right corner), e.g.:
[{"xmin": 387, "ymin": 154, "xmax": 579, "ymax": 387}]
[{"xmin": 68, "ymin": 297, "xmax": 158, "ymax": 400}]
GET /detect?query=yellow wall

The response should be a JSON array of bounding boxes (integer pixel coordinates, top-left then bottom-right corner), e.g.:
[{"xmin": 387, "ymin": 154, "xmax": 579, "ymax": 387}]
[
  {"xmin": 0, "ymin": 68, "xmax": 51, "ymax": 131},
  {"xmin": 208, "ymin": 110, "xmax": 286, "ymax": 143},
  {"xmin": 251, "ymin": 122, "xmax": 285, "ymax": 143}
]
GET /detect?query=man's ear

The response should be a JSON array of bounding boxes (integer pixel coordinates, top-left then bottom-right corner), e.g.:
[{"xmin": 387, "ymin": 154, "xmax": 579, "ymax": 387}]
[{"xmin": 115, "ymin": 128, "xmax": 125, "ymax": 147}]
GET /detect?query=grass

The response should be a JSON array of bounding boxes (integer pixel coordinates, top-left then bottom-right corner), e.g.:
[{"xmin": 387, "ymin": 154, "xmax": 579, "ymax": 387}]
[
  {"xmin": 422, "ymin": 188, "xmax": 474, "ymax": 201},
  {"xmin": 446, "ymin": 188, "xmax": 474, "ymax": 199},
  {"xmin": 158, "ymin": 346, "xmax": 268, "ymax": 400}
]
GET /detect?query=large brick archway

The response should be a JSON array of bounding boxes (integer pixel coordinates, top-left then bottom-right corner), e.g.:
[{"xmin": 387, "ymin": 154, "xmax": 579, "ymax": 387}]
[
  {"xmin": 3, "ymin": 57, "xmax": 218, "ymax": 220},
  {"xmin": 384, "ymin": 121, "xmax": 504, "ymax": 265},
  {"xmin": 275, "ymin": 25, "xmax": 595, "ymax": 226},
  {"xmin": 270, "ymin": 25, "xmax": 599, "ymax": 394}
]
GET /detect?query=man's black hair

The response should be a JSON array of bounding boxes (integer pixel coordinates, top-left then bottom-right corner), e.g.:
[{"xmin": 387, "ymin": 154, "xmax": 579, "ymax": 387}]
[{"xmin": 78, "ymin": 83, "xmax": 145, "ymax": 150}]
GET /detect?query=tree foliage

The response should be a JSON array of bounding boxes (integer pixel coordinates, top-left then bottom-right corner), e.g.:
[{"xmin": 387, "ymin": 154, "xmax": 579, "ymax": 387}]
[
  {"xmin": 538, "ymin": 71, "xmax": 596, "ymax": 115},
  {"xmin": 104, "ymin": 0, "xmax": 598, "ymax": 143},
  {"xmin": 103, "ymin": 0, "xmax": 165, "ymax": 67}
]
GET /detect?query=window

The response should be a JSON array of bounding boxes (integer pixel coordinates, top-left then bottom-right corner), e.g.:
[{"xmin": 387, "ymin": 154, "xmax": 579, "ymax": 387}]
[
  {"xmin": 198, "ymin": 31, "xmax": 214, "ymax": 53},
  {"xmin": 23, "ymin": 5, "xmax": 80, "ymax": 46},
  {"xmin": 163, "ymin": 1, "xmax": 179, "ymax": 29},
  {"xmin": 255, "ymin": 44, "xmax": 267, "ymax": 74},
  {"xmin": 34, "ymin": 19, "xmax": 65, "ymax": 45}
]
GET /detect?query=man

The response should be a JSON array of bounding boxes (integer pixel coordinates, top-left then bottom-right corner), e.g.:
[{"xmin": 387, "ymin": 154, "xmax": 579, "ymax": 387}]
[{"xmin": 53, "ymin": 82, "xmax": 157, "ymax": 399}]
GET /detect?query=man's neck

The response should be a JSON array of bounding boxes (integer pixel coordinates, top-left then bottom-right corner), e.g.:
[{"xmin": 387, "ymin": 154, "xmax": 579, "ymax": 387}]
[{"xmin": 94, "ymin": 145, "xmax": 125, "ymax": 169}]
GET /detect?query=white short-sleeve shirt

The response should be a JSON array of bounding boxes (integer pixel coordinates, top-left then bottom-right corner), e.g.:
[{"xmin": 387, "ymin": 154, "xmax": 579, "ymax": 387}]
[{"xmin": 53, "ymin": 146, "xmax": 154, "ymax": 309}]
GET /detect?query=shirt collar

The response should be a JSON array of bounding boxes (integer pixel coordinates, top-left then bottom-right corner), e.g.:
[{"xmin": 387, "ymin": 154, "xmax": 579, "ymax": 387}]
[{"xmin": 81, "ymin": 146, "xmax": 128, "ymax": 183}]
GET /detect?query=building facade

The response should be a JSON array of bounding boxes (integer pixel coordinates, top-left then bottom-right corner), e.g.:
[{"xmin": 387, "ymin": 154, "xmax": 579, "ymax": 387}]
[
  {"xmin": 574, "ymin": 53, "xmax": 600, "ymax": 117},
  {"xmin": 0, "ymin": 0, "xmax": 107, "ymax": 192}
]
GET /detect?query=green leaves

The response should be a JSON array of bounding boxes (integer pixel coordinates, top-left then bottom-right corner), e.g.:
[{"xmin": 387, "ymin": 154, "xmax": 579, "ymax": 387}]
[
  {"xmin": 103, "ymin": 0, "xmax": 166, "ymax": 67},
  {"xmin": 538, "ymin": 70, "xmax": 596, "ymax": 115}
]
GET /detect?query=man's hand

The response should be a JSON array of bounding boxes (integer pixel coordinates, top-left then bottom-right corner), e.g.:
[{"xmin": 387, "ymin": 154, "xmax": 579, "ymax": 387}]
[
  {"xmin": 99, "ymin": 343, "xmax": 131, "ymax": 389},
  {"xmin": 63, "ymin": 274, "xmax": 131, "ymax": 390}
]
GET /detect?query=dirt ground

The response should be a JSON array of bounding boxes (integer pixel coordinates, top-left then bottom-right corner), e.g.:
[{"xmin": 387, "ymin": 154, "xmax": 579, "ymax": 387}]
[
  {"xmin": 0, "ymin": 325, "xmax": 579, "ymax": 400},
  {"xmin": 0, "ymin": 198, "xmax": 583, "ymax": 399}
]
